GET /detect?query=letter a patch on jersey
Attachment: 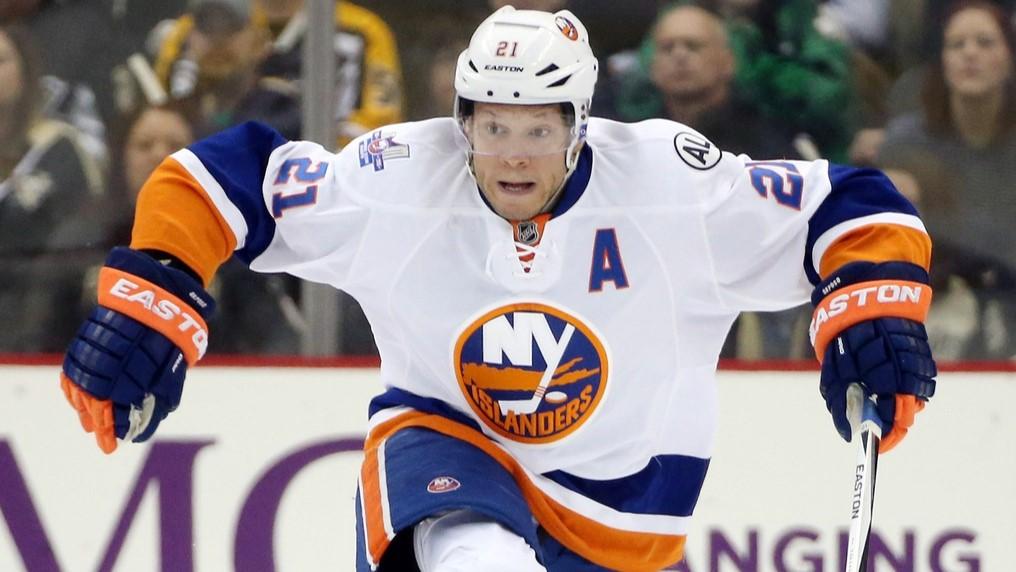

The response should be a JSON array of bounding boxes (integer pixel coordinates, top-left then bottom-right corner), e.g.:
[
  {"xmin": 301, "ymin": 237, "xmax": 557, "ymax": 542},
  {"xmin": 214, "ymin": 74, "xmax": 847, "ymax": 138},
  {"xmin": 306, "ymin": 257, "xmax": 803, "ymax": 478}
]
[
  {"xmin": 589, "ymin": 228, "xmax": 629, "ymax": 292},
  {"xmin": 454, "ymin": 303, "xmax": 610, "ymax": 444}
]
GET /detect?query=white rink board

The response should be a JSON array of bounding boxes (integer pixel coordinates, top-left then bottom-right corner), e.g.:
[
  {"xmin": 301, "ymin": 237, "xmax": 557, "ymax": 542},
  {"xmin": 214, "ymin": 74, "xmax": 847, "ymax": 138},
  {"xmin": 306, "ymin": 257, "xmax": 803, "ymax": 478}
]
[{"xmin": 0, "ymin": 365, "xmax": 1010, "ymax": 572}]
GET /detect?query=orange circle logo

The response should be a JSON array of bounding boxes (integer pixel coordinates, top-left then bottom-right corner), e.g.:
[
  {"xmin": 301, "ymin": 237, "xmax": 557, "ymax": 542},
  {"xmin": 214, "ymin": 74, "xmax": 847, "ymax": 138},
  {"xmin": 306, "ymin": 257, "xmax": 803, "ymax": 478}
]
[{"xmin": 453, "ymin": 302, "xmax": 608, "ymax": 444}]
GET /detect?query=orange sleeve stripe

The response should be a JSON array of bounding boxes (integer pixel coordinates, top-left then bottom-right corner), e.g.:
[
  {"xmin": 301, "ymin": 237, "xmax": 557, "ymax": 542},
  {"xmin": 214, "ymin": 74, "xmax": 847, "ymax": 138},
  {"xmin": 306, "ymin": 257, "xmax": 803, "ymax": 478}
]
[
  {"xmin": 130, "ymin": 157, "xmax": 237, "ymax": 286},
  {"xmin": 363, "ymin": 412, "xmax": 686, "ymax": 572},
  {"xmin": 819, "ymin": 223, "xmax": 932, "ymax": 278}
]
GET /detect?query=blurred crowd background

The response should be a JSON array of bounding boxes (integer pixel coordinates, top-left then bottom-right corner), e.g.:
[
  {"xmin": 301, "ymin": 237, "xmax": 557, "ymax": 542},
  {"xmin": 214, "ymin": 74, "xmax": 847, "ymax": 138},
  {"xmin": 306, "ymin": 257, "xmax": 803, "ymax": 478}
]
[{"xmin": 2, "ymin": 0, "xmax": 1015, "ymax": 361}]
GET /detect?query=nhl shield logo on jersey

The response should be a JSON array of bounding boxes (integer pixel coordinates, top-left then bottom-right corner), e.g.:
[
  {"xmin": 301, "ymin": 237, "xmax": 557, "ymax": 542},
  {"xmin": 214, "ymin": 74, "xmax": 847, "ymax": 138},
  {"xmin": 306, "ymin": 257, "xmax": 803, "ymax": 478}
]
[
  {"xmin": 454, "ymin": 303, "xmax": 609, "ymax": 444},
  {"xmin": 516, "ymin": 220, "xmax": 540, "ymax": 245}
]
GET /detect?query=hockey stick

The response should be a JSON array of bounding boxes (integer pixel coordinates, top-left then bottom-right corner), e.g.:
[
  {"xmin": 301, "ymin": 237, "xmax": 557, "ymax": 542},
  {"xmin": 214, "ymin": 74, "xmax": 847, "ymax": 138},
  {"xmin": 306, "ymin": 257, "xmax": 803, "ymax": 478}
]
[
  {"xmin": 498, "ymin": 323, "xmax": 575, "ymax": 415},
  {"xmin": 844, "ymin": 384, "xmax": 884, "ymax": 572}
]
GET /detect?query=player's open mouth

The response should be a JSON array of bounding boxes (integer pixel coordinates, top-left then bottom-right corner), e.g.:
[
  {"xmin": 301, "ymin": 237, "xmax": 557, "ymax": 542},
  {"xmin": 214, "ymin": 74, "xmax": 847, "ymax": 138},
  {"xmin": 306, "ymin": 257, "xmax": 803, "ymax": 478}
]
[{"xmin": 499, "ymin": 181, "xmax": 536, "ymax": 194}]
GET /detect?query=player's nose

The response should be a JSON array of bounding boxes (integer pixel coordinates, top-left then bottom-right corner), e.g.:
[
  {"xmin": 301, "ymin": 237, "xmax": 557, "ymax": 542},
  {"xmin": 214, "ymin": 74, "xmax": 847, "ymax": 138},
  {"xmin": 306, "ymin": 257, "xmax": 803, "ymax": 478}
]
[{"xmin": 500, "ymin": 153, "xmax": 529, "ymax": 168}]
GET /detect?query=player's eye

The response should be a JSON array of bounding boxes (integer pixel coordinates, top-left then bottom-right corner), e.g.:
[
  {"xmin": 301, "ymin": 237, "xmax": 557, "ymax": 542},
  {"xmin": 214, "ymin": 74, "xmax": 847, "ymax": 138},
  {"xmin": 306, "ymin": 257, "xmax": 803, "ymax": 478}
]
[
  {"xmin": 530, "ymin": 126, "xmax": 552, "ymax": 138},
  {"xmin": 485, "ymin": 122, "xmax": 506, "ymax": 136}
]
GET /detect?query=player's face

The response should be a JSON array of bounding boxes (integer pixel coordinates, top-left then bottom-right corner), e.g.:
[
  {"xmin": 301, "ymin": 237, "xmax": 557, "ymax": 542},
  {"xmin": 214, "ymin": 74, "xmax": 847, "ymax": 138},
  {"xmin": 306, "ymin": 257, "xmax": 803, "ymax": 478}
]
[
  {"xmin": 467, "ymin": 103, "xmax": 572, "ymax": 221},
  {"xmin": 943, "ymin": 8, "xmax": 1012, "ymax": 99},
  {"xmin": 650, "ymin": 7, "xmax": 734, "ymax": 101},
  {"xmin": 125, "ymin": 108, "xmax": 194, "ymax": 199}
]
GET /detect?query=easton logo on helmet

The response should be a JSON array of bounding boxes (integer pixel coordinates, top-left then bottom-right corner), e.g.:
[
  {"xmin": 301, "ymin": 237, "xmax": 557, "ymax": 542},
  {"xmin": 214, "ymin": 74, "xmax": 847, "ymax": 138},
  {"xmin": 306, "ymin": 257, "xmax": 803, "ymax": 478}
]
[
  {"xmin": 454, "ymin": 302, "xmax": 609, "ymax": 444},
  {"xmin": 484, "ymin": 64, "xmax": 525, "ymax": 73}
]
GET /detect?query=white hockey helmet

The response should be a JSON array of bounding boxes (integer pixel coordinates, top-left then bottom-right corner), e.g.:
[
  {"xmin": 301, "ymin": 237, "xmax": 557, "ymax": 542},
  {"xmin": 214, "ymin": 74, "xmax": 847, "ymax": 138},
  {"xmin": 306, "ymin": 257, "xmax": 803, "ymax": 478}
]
[{"xmin": 454, "ymin": 6, "xmax": 598, "ymax": 170}]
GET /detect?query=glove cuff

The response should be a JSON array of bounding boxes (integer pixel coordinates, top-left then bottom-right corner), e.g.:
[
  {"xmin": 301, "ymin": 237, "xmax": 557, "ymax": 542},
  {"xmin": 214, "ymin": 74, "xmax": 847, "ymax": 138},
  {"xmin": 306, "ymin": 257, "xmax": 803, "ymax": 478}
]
[
  {"xmin": 810, "ymin": 279, "xmax": 932, "ymax": 362},
  {"xmin": 811, "ymin": 260, "xmax": 929, "ymax": 306},
  {"xmin": 104, "ymin": 247, "xmax": 215, "ymax": 316},
  {"xmin": 97, "ymin": 247, "xmax": 216, "ymax": 365},
  {"xmin": 98, "ymin": 267, "xmax": 210, "ymax": 365}
]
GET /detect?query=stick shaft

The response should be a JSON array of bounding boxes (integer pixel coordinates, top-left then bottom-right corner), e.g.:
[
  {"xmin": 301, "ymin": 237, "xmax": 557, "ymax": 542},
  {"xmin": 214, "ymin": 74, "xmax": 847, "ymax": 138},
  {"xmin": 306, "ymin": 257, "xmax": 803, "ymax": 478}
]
[{"xmin": 845, "ymin": 396, "xmax": 881, "ymax": 572}]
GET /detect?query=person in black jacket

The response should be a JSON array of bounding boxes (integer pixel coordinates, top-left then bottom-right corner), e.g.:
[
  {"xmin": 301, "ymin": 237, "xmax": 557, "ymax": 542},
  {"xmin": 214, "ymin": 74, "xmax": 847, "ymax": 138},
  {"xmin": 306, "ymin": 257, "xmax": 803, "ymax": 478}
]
[{"xmin": 0, "ymin": 24, "xmax": 109, "ymax": 352}]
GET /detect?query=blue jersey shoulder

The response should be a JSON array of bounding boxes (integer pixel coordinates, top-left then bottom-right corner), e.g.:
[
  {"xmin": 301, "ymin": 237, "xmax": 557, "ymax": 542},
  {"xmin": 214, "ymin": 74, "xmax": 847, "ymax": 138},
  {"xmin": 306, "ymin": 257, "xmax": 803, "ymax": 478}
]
[
  {"xmin": 187, "ymin": 122, "xmax": 289, "ymax": 263},
  {"xmin": 805, "ymin": 164, "xmax": 920, "ymax": 283}
]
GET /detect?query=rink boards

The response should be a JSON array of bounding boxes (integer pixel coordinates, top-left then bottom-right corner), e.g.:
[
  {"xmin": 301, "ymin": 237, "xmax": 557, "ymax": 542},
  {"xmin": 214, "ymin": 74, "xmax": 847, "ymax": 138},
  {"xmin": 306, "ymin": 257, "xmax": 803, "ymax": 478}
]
[{"xmin": 0, "ymin": 365, "xmax": 1009, "ymax": 572}]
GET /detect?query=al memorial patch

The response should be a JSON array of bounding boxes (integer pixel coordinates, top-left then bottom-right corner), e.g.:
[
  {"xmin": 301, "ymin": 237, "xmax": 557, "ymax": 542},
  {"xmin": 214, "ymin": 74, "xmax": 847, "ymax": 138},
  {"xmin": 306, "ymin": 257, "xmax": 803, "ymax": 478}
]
[{"xmin": 674, "ymin": 131, "xmax": 722, "ymax": 171}]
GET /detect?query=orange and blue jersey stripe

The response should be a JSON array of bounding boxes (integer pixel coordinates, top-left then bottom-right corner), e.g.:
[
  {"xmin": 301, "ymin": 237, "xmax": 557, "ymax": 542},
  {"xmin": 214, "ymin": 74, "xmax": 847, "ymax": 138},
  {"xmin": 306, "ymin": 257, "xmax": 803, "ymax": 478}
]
[
  {"xmin": 361, "ymin": 389, "xmax": 699, "ymax": 571},
  {"xmin": 131, "ymin": 122, "xmax": 289, "ymax": 285},
  {"xmin": 806, "ymin": 166, "xmax": 931, "ymax": 282}
]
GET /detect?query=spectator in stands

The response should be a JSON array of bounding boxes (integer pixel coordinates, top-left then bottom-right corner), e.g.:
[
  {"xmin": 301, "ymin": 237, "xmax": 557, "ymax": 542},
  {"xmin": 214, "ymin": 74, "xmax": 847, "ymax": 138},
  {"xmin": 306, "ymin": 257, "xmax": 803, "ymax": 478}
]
[
  {"xmin": 418, "ymin": 44, "xmax": 467, "ymax": 119},
  {"xmin": 0, "ymin": 1, "xmax": 110, "ymax": 163},
  {"xmin": 0, "ymin": 0, "xmax": 41, "ymax": 23},
  {"xmin": 0, "ymin": 24, "xmax": 108, "ymax": 352},
  {"xmin": 150, "ymin": 0, "xmax": 302, "ymax": 139},
  {"xmin": 154, "ymin": 0, "xmax": 402, "ymax": 145},
  {"xmin": 719, "ymin": 0, "xmax": 857, "ymax": 161},
  {"xmin": 647, "ymin": 3, "xmax": 799, "ymax": 158},
  {"xmin": 609, "ymin": 4, "xmax": 807, "ymax": 359},
  {"xmin": 879, "ymin": 0, "xmax": 1016, "ymax": 359},
  {"xmin": 108, "ymin": 104, "xmax": 198, "ymax": 231},
  {"xmin": 27, "ymin": 0, "xmax": 188, "ymax": 124},
  {"xmin": 106, "ymin": 101, "xmax": 302, "ymax": 354}
]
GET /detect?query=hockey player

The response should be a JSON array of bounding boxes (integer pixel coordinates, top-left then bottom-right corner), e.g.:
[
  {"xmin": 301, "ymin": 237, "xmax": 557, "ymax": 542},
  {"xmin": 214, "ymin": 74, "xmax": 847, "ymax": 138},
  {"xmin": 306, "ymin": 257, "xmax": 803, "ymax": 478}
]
[{"xmin": 59, "ymin": 7, "xmax": 936, "ymax": 571}]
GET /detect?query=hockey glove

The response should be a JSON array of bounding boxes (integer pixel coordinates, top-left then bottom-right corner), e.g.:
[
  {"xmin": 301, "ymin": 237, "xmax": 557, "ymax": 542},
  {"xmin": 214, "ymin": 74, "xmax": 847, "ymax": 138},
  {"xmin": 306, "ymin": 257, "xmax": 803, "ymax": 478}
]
[
  {"xmin": 810, "ymin": 261, "xmax": 937, "ymax": 453},
  {"xmin": 61, "ymin": 247, "xmax": 214, "ymax": 454}
]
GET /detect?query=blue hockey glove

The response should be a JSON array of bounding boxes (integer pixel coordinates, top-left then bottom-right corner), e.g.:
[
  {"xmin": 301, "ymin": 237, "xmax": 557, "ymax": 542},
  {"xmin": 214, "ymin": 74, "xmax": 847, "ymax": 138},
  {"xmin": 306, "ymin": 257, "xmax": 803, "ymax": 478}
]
[
  {"xmin": 810, "ymin": 261, "xmax": 937, "ymax": 452},
  {"xmin": 61, "ymin": 247, "xmax": 214, "ymax": 453}
]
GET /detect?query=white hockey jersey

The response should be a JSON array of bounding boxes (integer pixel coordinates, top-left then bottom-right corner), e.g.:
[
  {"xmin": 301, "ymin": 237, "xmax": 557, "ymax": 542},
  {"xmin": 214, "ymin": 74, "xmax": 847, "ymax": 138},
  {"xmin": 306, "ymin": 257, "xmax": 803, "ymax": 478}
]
[{"xmin": 134, "ymin": 117, "xmax": 930, "ymax": 569}]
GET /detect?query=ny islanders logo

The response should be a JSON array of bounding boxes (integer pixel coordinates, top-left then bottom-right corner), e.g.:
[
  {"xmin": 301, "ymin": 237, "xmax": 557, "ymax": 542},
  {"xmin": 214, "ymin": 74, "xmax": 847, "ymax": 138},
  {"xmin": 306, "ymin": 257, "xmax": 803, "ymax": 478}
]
[{"xmin": 454, "ymin": 303, "xmax": 608, "ymax": 444}]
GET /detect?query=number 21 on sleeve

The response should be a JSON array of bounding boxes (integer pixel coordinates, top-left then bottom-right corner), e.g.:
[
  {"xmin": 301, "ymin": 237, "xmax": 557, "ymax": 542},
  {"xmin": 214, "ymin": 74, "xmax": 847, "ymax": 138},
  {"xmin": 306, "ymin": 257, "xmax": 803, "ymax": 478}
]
[
  {"xmin": 747, "ymin": 161, "xmax": 803, "ymax": 210},
  {"xmin": 271, "ymin": 157, "xmax": 329, "ymax": 218}
]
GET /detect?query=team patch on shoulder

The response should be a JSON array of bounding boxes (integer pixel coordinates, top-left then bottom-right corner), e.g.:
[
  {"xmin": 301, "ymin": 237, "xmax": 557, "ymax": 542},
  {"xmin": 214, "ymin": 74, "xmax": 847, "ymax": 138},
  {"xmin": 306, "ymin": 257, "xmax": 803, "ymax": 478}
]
[
  {"xmin": 674, "ymin": 131, "xmax": 722, "ymax": 171},
  {"xmin": 358, "ymin": 130, "xmax": 411, "ymax": 172},
  {"xmin": 453, "ymin": 302, "xmax": 609, "ymax": 445}
]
